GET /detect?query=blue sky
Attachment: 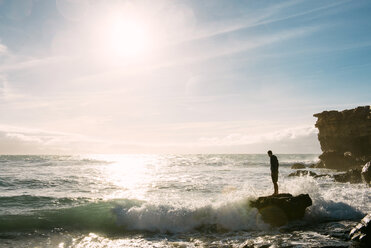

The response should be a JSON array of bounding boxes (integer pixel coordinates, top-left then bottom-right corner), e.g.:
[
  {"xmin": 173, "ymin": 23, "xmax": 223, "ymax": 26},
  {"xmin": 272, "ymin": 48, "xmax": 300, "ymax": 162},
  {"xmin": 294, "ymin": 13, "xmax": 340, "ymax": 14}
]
[{"xmin": 0, "ymin": 0, "xmax": 370, "ymax": 154}]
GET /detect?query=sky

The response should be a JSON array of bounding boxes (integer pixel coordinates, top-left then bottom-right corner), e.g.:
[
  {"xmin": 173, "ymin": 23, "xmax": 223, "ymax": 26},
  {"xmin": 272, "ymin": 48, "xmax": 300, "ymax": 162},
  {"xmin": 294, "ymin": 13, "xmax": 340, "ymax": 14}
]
[{"xmin": 0, "ymin": 0, "xmax": 370, "ymax": 154}]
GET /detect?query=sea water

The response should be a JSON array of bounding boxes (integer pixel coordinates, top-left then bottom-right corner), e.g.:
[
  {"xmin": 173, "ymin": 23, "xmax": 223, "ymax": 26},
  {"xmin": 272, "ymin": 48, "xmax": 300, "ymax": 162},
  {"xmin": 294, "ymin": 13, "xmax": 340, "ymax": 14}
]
[{"xmin": 0, "ymin": 154, "xmax": 369, "ymax": 247}]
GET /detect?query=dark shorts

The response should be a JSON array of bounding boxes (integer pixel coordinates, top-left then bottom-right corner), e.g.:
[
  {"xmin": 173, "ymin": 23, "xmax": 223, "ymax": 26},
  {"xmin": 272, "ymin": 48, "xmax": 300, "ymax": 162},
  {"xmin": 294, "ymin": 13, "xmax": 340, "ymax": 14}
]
[{"xmin": 271, "ymin": 172, "xmax": 278, "ymax": 183}]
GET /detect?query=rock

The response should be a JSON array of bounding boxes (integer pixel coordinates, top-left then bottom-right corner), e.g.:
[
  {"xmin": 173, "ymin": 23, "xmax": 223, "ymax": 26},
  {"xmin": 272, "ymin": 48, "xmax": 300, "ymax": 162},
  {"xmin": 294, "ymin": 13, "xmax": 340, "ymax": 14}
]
[
  {"xmin": 288, "ymin": 170, "xmax": 331, "ymax": 179},
  {"xmin": 318, "ymin": 151, "xmax": 360, "ymax": 170},
  {"xmin": 250, "ymin": 193, "xmax": 312, "ymax": 226},
  {"xmin": 314, "ymin": 106, "xmax": 371, "ymax": 170},
  {"xmin": 313, "ymin": 174, "xmax": 331, "ymax": 178},
  {"xmin": 288, "ymin": 170, "xmax": 317, "ymax": 177},
  {"xmin": 309, "ymin": 160, "xmax": 325, "ymax": 168},
  {"xmin": 361, "ymin": 162, "xmax": 371, "ymax": 184},
  {"xmin": 333, "ymin": 168, "xmax": 362, "ymax": 183},
  {"xmin": 291, "ymin": 163, "xmax": 306, "ymax": 169},
  {"xmin": 349, "ymin": 213, "xmax": 371, "ymax": 246}
]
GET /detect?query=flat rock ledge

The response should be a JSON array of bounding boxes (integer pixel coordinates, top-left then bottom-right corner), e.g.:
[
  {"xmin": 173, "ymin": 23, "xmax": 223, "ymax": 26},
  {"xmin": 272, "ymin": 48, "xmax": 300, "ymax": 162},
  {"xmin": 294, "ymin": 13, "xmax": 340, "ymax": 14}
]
[{"xmin": 250, "ymin": 193, "xmax": 312, "ymax": 226}]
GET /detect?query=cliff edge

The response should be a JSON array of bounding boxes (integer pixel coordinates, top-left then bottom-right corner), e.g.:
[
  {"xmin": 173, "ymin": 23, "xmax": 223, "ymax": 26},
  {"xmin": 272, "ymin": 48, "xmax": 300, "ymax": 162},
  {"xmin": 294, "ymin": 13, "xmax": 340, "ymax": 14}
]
[{"xmin": 313, "ymin": 106, "xmax": 371, "ymax": 170}]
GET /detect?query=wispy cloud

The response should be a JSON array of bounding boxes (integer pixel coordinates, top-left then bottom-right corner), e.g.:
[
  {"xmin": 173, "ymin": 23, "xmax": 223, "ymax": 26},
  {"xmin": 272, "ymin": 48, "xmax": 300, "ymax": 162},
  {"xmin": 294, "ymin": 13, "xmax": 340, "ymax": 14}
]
[
  {"xmin": 0, "ymin": 56, "xmax": 69, "ymax": 73},
  {"xmin": 0, "ymin": 125, "xmax": 105, "ymax": 154},
  {"xmin": 0, "ymin": 40, "xmax": 8, "ymax": 54},
  {"xmin": 0, "ymin": 75, "xmax": 24, "ymax": 101},
  {"xmin": 0, "ymin": 121, "xmax": 321, "ymax": 154},
  {"xmin": 181, "ymin": 0, "xmax": 303, "ymax": 42},
  {"xmin": 185, "ymin": 0, "xmax": 348, "ymax": 42},
  {"xmin": 198, "ymin": 126, "xmax": 318, "ymax": 147}
]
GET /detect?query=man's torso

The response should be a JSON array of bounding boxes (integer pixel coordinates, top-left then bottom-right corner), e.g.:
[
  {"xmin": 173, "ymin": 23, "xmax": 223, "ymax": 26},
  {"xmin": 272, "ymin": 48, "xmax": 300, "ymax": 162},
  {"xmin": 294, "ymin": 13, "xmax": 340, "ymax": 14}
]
[{"xmin": 270, "ymin": 155, "xmax": 279, "ymax": 173}]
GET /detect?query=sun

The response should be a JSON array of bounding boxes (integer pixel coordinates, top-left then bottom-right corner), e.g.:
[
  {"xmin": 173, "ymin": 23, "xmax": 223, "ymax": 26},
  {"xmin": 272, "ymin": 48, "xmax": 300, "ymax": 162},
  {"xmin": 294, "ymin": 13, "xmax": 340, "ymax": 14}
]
[{"xmin": 108, "ymin": 15, "xmax": 150, "ymax": 60}]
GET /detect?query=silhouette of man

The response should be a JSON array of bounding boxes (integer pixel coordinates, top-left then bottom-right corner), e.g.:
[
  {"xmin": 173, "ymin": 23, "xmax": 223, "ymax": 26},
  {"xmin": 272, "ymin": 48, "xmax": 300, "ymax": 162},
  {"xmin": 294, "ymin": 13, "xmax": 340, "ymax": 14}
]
[{"xmin": 267, "ymin": 150, "xmax": 279, "ymax": 195}]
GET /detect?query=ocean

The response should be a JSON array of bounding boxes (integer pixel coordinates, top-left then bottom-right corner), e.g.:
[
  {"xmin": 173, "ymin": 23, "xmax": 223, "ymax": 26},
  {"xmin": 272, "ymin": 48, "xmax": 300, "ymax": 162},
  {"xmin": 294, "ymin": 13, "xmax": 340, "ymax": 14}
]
[{"xmin": 0, "ymin": 154, "xmax": 369, "ymax": 247}]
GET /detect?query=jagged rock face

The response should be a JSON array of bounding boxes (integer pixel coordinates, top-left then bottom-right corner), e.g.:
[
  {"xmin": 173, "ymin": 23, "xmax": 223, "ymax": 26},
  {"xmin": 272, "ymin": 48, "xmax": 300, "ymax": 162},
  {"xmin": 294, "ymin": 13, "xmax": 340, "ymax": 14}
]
[
  {"xmin": 250, "ymin": 193, "xmax": 312, "ymax": 226},
  {"xmin": 314, "ymin": 106, "xmax": 371, "ymax": 170}
]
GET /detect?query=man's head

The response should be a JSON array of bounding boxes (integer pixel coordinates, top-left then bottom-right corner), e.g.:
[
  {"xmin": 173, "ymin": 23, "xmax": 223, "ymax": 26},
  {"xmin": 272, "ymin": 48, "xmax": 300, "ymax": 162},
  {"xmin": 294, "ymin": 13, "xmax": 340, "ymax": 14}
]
[{"xmin": 267, "ymin": 150, "xmax": 273, "ymax": 157}]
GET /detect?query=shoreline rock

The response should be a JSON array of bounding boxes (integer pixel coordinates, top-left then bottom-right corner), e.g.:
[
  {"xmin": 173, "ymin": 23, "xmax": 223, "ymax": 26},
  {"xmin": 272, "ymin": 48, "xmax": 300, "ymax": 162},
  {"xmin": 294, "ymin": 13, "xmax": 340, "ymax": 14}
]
[
  {"xmin": 333, "ymin": 168, "xmax": 363, "ymax": 184},
  {"xmin": 250, "ymin": 193, "xmax": 312, "ymax": 226},
  {"xmin": 288, "ymin": 170, "xmax": 317, "ymax": 177},
  {"xmin": 330, "ymin": 162, "xmax": 370, "ymax": 184},
  {"xmin": 291, "ymin": 163, "xmax": 306, "ymax": 169},
  {"xmin": 309, "ymin": 160, "xmax": 325, "ymax": 168},
  {"xmin": 287, "ymin": 167, "xmax": 369, "ymax": 184}
]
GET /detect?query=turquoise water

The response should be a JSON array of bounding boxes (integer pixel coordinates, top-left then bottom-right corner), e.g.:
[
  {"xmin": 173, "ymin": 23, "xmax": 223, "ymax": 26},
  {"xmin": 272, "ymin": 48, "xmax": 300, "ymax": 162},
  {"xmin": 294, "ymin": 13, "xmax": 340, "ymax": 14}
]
[{"xmin": 0, "ymin": 154, "xmax": 369, "ymax": 247}]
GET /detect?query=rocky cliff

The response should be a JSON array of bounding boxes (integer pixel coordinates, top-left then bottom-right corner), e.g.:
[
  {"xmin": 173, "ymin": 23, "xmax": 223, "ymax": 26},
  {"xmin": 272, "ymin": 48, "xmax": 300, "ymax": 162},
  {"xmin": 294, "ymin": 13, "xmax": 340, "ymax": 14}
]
[{"xmin": 314, "ymin": 106, "xmax": 371, "ymax": 170}]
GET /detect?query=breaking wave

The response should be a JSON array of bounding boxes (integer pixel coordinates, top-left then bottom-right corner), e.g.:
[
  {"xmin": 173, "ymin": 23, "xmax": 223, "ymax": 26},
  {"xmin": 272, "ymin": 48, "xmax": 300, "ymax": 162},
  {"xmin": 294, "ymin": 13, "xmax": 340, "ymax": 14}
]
[{"xmin": 0, "ymin": 194, "xmax": 364, "ymax": 234}]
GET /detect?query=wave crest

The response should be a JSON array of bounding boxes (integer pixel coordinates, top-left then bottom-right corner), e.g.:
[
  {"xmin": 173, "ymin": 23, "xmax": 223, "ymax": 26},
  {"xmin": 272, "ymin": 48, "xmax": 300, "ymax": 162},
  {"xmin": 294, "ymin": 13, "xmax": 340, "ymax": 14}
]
[
  {"xmin": 0, "ymin": 195, "xmax": 365, "ymax": 234},
  {"xmin": 0, "ymin": 198, "xmax": 269, "ymax": 234}
]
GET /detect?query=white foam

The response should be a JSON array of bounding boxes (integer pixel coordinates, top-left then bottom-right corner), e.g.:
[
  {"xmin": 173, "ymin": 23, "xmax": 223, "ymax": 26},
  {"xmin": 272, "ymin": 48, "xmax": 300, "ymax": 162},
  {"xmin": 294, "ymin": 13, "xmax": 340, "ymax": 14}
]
[
  {"xmin": 279, "ymin": 176, "xmax": 366, "ymax": 222},
  {"xmin": 113, "ymin": 199, "xmax": 270, "ymax": 233}
]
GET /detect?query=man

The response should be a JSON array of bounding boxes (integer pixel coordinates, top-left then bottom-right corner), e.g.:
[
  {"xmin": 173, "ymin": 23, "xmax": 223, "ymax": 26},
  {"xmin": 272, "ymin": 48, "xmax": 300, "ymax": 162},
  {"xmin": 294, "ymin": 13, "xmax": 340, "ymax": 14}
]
[{"xmin": 267, "ymin": 150, "xmax": 279, "ymax": 195}]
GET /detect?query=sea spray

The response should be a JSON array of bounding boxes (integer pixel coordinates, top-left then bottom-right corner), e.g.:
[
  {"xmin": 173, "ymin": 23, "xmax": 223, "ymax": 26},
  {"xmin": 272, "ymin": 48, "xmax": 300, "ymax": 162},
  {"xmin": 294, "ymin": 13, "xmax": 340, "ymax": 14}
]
[
  {"xmin": 280, "ymin": 175, "xmax": 366, "ymax": 224},
  {"xmin": 114, "ymin": 198, "xmax": 270, "ymax": 233}
]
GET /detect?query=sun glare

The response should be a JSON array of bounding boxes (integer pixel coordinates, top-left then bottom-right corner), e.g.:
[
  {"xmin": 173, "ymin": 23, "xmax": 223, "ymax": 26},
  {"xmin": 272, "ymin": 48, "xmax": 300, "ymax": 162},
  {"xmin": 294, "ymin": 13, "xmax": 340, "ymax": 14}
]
[{"xmin": 108, "ymin": 15, "xmax": 150, "ymax": 59}]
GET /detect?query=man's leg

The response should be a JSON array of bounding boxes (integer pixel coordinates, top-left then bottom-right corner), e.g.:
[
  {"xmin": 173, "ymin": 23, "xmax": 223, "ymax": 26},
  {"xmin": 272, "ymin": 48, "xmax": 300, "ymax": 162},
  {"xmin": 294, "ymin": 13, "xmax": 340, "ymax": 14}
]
[
  {"xmin": 272, "ymin": 172, "xmax": 278, "ymax": 195},
  {"xmin": 273, "ymin": 181, "xmax": 278, "ymax": 195}
]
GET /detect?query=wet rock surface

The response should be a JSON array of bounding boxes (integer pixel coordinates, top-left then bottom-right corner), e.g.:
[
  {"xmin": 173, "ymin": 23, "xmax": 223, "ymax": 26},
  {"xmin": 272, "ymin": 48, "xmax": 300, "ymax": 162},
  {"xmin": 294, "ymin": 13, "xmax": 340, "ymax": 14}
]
[
  {"xmin": 288, "ymin": 170, "xmax": 317, "ymax": 177},
  {"xmin": 349, "ymin": 213, "xmax": 371, "ymax": 246},
  {"xmin": 314, "ymin": 106, "xmax": 371, "ymax": 170},
  {"xmin": 250, "ymin": 193, "xmax": 312, "ymax": 226},
  {"xmin": 333, "ymin": 168, "xmax": 363, "ymax": 184},
  {"xmin": 291, "ymin": 163, "xmax": 306, "ymax": 169},
  {"xmin": 309, "ymin": 160, "xmax": 325, "ymax": 168}
]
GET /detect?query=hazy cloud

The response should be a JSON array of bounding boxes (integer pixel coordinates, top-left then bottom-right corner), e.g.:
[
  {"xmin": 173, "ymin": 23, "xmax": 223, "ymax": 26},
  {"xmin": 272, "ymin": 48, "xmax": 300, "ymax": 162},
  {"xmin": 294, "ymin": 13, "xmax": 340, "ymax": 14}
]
[
  {"xmin": 0, "ymin": 124, "xmax": 320, "ymax": 154},
  {"xmin": 0, "ymin": 125, "xmax": 99, "ymax": 154},
  {"xmin": 0, "ymin": 42, "xmax": 8, "ymax": 55},
  {"xmin": 198, "ymin": 126, "xmax": 318, "ymax": 146}
]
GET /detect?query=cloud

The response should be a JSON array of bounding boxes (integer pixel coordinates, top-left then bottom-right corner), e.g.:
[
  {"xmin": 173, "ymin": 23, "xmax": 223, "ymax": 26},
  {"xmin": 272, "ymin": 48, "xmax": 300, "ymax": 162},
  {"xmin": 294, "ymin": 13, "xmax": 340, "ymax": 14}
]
[
  {"xmin": 0, "ymin": 125, "xmax": 101, "ymax": 154},
  {"xmin": 198, "ymin": 125, "xmax": 318, "ymax": 146},
  {"xmin": 0, "ymin": 75, "xmax": 24, "ymax": 101},
  {"xmin": 0, "ymin": 56, "xmax": 68, "ymax": 73},
  {"xmin": 0, "ymin": 124, "xmax": 171, "ymax": 154},
  {"xmin": 191, "ymin": 126, "xmax": 320, "ymax": 154},
  {"xmin": 177, "ymin": 25, "xmax": 321, "ymax": 67},
  {"xmin": 0, "ymin": 123, "xmax": 321, "ymax": 154},
  {"xmin": 182, "ymin": 0, "xmax": 348, "ymax": 43},
  {"xmin": 0, "ymin": 42, "xmax": 8, "ymax": 55}
]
